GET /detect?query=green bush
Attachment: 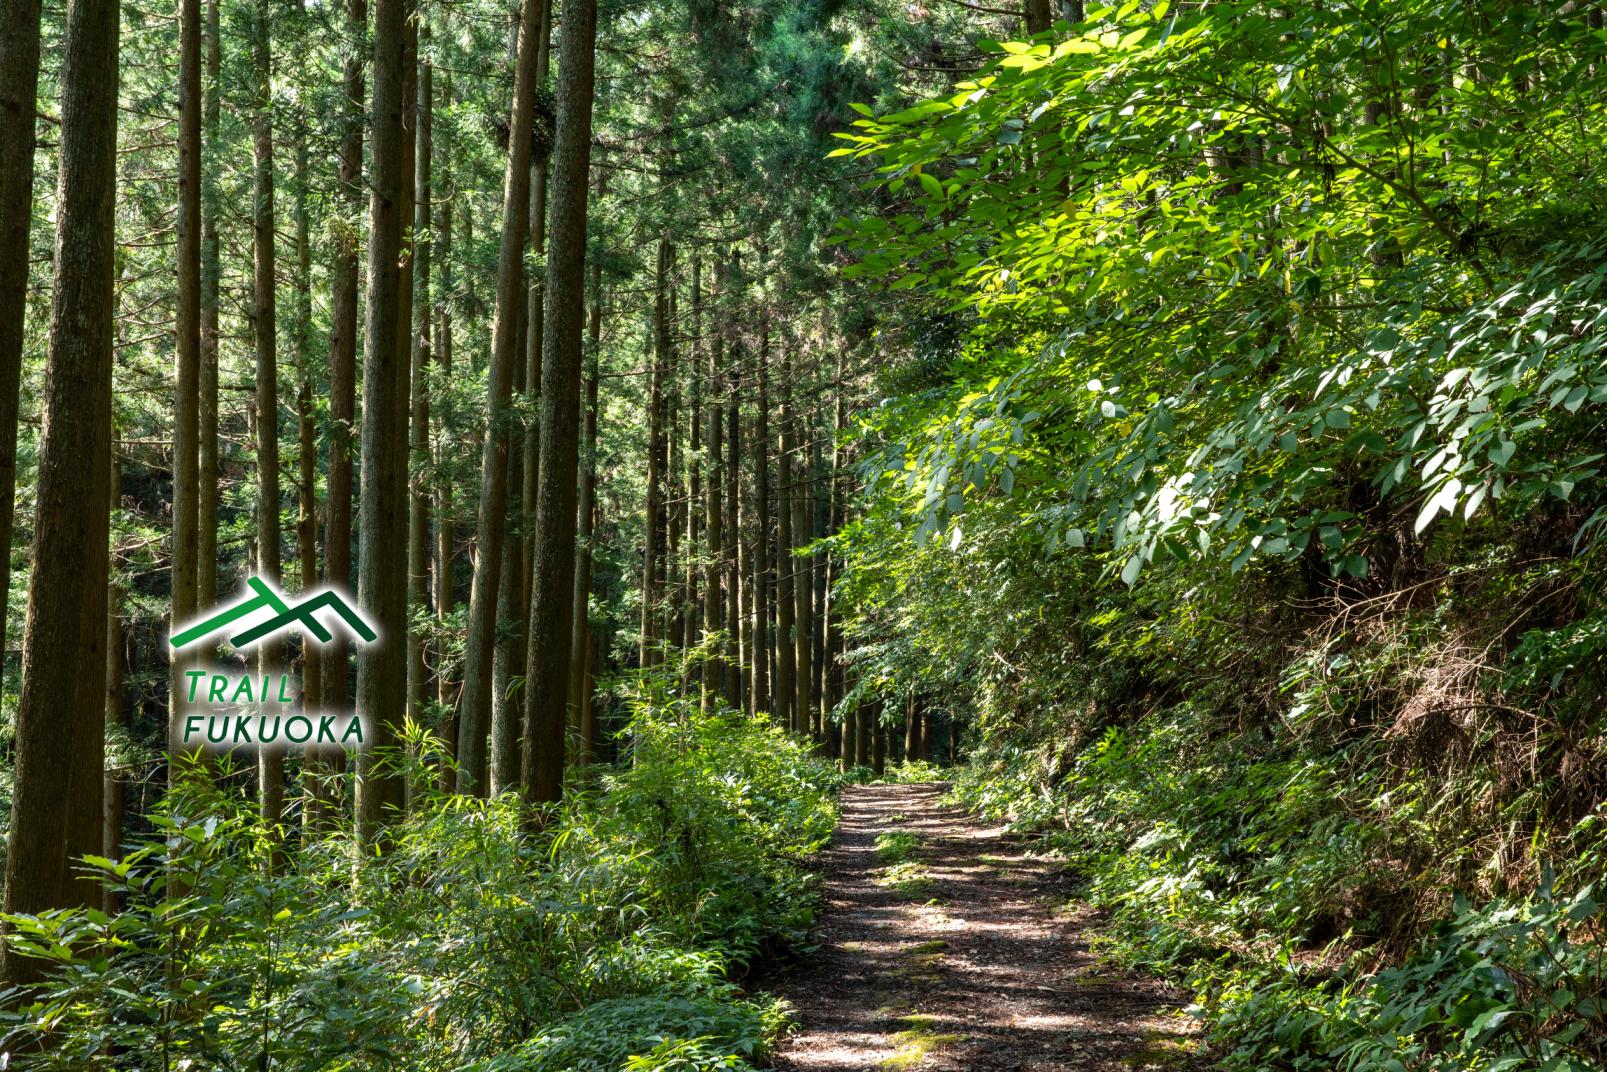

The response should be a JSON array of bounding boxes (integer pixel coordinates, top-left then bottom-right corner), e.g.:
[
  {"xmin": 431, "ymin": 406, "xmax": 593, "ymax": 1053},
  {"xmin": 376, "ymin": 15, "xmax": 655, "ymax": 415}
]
[{"xmin": 0, "ymin": 685, "xmax": 837, "ymax": 1071}]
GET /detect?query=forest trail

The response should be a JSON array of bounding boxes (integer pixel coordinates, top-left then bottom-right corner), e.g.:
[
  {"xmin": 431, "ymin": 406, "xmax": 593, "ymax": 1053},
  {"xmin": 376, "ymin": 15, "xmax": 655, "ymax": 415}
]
[{"xmin": 766, "ymin": 783, "xmax": 1201, "ymax": 1072}]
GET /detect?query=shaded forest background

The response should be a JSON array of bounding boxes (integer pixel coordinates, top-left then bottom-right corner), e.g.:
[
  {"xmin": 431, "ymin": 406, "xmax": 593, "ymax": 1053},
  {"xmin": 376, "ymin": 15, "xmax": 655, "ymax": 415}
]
[{"xmin": 2, "ymin": 0, "xmax": 1607, "ymax": 1069}]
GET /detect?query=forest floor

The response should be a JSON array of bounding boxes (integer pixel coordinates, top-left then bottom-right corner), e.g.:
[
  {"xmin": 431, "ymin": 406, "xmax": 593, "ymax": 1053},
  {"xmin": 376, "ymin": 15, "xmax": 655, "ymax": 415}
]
[{"xmin": 764, "ymin": 782, "xmax": 1204, "ymax": 1071}]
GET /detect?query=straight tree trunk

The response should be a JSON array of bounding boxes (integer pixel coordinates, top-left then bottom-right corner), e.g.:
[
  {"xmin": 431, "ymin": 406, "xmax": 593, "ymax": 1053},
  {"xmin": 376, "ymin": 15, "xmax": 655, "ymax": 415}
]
[
  {"xmin": 640, "ymin": 235, "xmax": 670, "ymax": 666},
  {"xmin": 170, "ymin": 0, "xmax": 203, "ymax": 782},
  {"xmin": 666, "ymin": 352, "xmax": 683, "ymax": 652},
  {"xmin": 752, "ymin": 305, "xmax": 771, "ymax": 717},
  {"xmin": 871, "ymin": 702, "xmax": 886, "ymax": 775},
  {"xmin": 776, "ymin": 394, "xmax": 796, "ymax": 733},
  {"xmin": 251, "ymin": 0, "xmax": 285, "ymax": 839},
  {"xmin": 433, "ymin": 72, "xmax": 455, "ymax": 732},
  {"xmin": 513, "ymin": 0, "xmax": 555, "ymax": 791},
  {"xmin": 703, "ymin": 291, "xmax": 725, "ymax": 711},
  {"xmin": 0, "ymin": 0, "xmax": 43, "ymax": 687},
  {"xmin": 198, "ymin": 0, "xmax": 221, "ymax": 612},
  {"xmin": 294, "ymin": 129, "xmax": 321, "ymax": 738},
  {"xmin": 457, "ymin": 0, "xmax": 545, "ymax": 794},
  {"xmin": 725, "ymin": 332, "xmax": 743, "ymax": 710},
  {"xmin": 684, "ymin": 336, "xmax": 702, "ymax": 661},
  {"xmin": 856, "ymin": 697, "xmax": 870, "ymax": 767},
  {"xmin": 407, "ymin": 33, "xmax": 433, "ymax": 743},
  {"xmin": 490, "ymin": 321, "xmax": 527, "ymax": 795},
  {"xmin": 567, "ymin": 283, "xmax": 600, "ymax": 742},
  {"xmin": 904, "ymin": 692, "xmax": 920, "ymax": 763},
  {"xmin": 812, "ymin": 430, "xmax": 831, "ymax": 754},
  {"xmin": 523, "ymin": 0, "xmax": 600, "ymax": 808},
  {"xmin": 0, "ymin": 0, "xmax": 117, "ymax": 986},
  {"xmin": 790, "ymin": 405, "xmax": 813, "ymax": 742},
  {"xmin": 356, "ymin": 0, "xmax": 411, "ymax": 843},
  {"xmin": 103, "ymin": 513, "xmax": 123, "ymax": 913},
  {"xmin": 321, "ymin": 0, "xmax": 366, "ymax": 784}
]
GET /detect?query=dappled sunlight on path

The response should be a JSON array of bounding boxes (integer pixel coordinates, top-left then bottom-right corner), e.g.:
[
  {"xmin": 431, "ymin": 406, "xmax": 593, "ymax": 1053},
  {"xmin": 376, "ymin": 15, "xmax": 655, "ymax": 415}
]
[{"xmin": 765, "ymin": 783, "xmax": 1201, "ymax": 1071}]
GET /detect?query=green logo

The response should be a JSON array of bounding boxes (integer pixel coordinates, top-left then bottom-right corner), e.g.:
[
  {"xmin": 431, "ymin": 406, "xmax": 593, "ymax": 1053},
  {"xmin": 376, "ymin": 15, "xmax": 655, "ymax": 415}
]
[
  {"xmin": 170, "ymin": 577, "xmax": 374, "ymax": 750},
  {"xmin": 171, "ymin": 576, "xmax": 376, "ymax": 653}
]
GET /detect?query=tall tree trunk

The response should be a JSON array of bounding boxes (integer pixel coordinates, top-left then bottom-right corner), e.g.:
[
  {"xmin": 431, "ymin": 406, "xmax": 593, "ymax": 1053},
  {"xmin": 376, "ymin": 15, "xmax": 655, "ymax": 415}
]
[
  {"xmin": 724, "ymin": 326, "xmax": 743, "ymax": 710},
  {"xmin": 666, "ymin": 350, "xmax": 683, "ymax": 653},
  {"xmin": 0, "ymin": 0, "xmax": 43, "ymax": 690},
  {"xmin": 513, "ymin": 0, "xmax": 554, "ymax": 781},
  {"xmin": 251, "ymin": 0, "xmax": 286, "ymax": 842},
  {"xmin": 356, "ymin": 0, "xmax": 411, "ymax": 843},
  {"xmin": 522, "ymin": 0, "xmax": 599, "ymax": 808},
  {"xmin": 0, "ymin": 0, "xmax": 117, "ymax": 987},
  {"xmin": 317, "ymin": 0, "xmax": 366, "ymax": 829},
  {"xmin": 103, "ymin": 496, "xmax": 124, "ymax": 913},
  {"xmin": 752, "ymin": 303, "xmax": 771, "ymax": 718},
  {"xmin": 871, "ymin": 702, "xmax": 886, "ymax": 775},
  {"xmin": 855, "ymin": 696, "xmax": 870, "ymax": 768},
  {"xmin": 406, "ymin": 25, "xmax": 434, "ymax": 752},
  {"xmin": 684, "ymin": 331, "xmax": 702, "ymax": 663},
  {"xmin": 640, "ymin": 235, "xmax": 670, "ymax": 666},
  {"xmin": 812, "ymin": 427, "xmax": 832, "ymax": 754},
  {"xmin": 904, "ymin": 692, "xmax": 920, "ymax": 763},
  {"xmin": 170, "ymin": 0, "xmax": 203, "ymax": 784},
  {"xmin": 568, "ymin": 284, "xmax": 600, "ymax": 752},
  {"xmin": 432, "ymin": 72, "xmax": 455, "ymax": 737},
  {"xmin": 824, "ymin": 353, "xmax": 846, "ymax": 754},
  {"xmin": 457, "ymin": 0, "xmax": 545, "ymax": 796},
  {"xmin": 198, "ymin": 0, "xmax": 221, "ymax": 613},
  {"xmin": 790, "ymin": 400, "xmax": 813, "ymax": 742},
  {"xmin": 294, "ymin": 126, "xmax": 321, "ymax": 760},
  {"xmin": 703, "ymin": 278, "xmax": 725, "ymax": 711},
  {"xmin": 776, "ymin": 387, "xmax": 796, "ymax": 734}
]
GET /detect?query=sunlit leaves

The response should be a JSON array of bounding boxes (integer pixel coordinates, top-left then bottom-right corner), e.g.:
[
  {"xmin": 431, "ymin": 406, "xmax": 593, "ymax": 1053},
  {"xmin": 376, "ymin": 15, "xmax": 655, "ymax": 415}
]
[{"xmin": 839, "ymin": 0, "xmax": 1607, "ymax": 585}]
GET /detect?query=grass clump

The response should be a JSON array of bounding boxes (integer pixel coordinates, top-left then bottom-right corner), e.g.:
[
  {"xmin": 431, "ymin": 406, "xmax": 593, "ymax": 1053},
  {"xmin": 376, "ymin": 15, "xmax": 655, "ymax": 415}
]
[
  {"xmin": 876, "ymin": 860, "xmax": 936, "ymax": 899},
  {"xmin": 875, "ymin": 830, "xmax": 919, "ymax": 864},
  {"xmin": 878, "ymin": 1012, "xmax": 963, "ymax": 1069}
]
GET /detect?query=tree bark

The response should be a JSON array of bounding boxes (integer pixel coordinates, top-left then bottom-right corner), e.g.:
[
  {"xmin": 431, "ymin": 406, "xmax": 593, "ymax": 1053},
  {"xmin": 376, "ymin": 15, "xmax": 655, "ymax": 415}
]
[
  {"xmin": 0, "ymin": 0, "xmax": 42, "ymax": 691},
  {"xmin": 251, "ymin": 0, "xmax": 285, "ymax": 840},
  {"xmin": 1025, "ymin": 0, "xmax": 1052, "ymax": 33},
  {"xmin": 523, "ymin": 0, "xmax": 600, "ymax": 808},
  {"xmin": 432, "ymin": 72, "xmax": 455, "ymax": 746},
  {"xmin": 407, "ymin": 30, "xmax": 433, "ymax": 755},
  {"xmin": 703, "ymin": 274, "xmax": 725, "ymax": 711},
  {"xmin": 752, "ymin": 298, "xmax": 771, "ymax": 718},
  {"xmin": 871, "ymin": 702, "xmax": 886, "ymax": 775},
  {"xmin": 568, "ymin": 285, "xmax": 600, "ymax": 752},
  {"xmin": 170, "ymin": 0, "xmax": 203, "ymax": 784},
  {"xmin": 511, "ymin": 0, "xmax": 554, "ymax": 790},
  {"xmin": 776, "ymin": 383, "xmax": 796, "ymax": 734},
  {"xmin": 0, "ymin": 0, "xmax": 117, "ymax": 986},
  {"xmin": 320, "ymin": 0, "xmax": 366, "ymax": 823},
  {"xmin": 294, "ymin": 127, "xmax": 321, "ymax": 779},
  {"xmin": 790, "ymin": 403, "xmax": 813, "ymax": 742},
  {"xmin": 198, "ymin": 0, "xmax": 221, "ymax": 613},
  {"xmin": 356, "ymin": 0, "xmax": 411, "ymax": 843},
  {"xmin": 103, "ymin": 508, "xmax": 124, "ymax": 913},
  {"xmin": 684, "ymin": 325, "xmax": 702, "ymax": 662},
  {"xmin": 725, "ymin": 317, "xmax": 744, "ymax": 710},
  {"xmin": 457, "ymin": 0, "xmax": 546, "ymax": 795},
  {"xmin": 640, "ymin": 235, "xmax": 671, "ymax": 666}
]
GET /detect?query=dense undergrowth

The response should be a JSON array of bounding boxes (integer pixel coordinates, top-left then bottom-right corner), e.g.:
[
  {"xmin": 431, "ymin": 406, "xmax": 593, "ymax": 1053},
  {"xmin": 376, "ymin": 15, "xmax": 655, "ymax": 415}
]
[
  {"xmin": 828, "ymin": 1, "xmax": 1607, "ymax": 1069},
  {"xmin": 0, "ymin": 687, "xmax": 839, "ymax": 1071}
]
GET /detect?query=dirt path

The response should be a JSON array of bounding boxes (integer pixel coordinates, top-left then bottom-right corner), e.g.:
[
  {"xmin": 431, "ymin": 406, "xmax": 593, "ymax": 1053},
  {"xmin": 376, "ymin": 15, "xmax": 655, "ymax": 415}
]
[{"xmin": 765, "ymin": 783, "xmax": 1202, "ymax": 1071}]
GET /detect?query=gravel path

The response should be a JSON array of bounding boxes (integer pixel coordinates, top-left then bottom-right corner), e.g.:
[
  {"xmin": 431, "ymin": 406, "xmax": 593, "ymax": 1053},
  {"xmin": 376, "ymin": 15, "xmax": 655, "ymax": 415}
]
[{"xmin": 765, "ymin": 782, "xmax": 1203, "ymax": 1071}]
